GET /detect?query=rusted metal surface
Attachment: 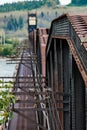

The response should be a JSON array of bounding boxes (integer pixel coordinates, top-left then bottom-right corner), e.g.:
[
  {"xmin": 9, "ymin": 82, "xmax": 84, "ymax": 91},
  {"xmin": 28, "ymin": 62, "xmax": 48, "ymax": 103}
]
[
  {"xmin": 46, "ymin": 13, "xmax": 87, "ymax": 130},
  {"xmin": 29, "ymin": 28, "xmax": 49, "ymax": 77},
  {"xmin": 8, "ymin": 41, "xmax": 38, "ymax": 130},
  {"xmin": 1, "ymin": 13, "xmax": 87, "ymax": 130},
  {"xmin": 67, "ymin": 14, "xmax": 87, "ymax": 50},
  {"xmin": 6, "ymin": 38, "xmax": 53, "ymax": 130},
  {"xmin": 35, "ymin": 28, "xmax": 49, "ymax": 76},
  {"xmin": 46, "ymin": 13, "xmax": 87, "ymax": 86}
]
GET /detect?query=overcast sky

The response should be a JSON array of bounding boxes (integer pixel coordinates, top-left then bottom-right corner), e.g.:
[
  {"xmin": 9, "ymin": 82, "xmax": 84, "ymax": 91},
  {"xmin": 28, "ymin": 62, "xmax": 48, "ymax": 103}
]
[
  {"xmin": 59, "ymin": 0, "xmax": 71, "ymax": 5},
  {"xmin": 0, "ymin": 0, "xmax": 71, "ymax": 5},
  {"xmin": 0, "ymin": 0, "xmax": 27, "ymax": 5}
]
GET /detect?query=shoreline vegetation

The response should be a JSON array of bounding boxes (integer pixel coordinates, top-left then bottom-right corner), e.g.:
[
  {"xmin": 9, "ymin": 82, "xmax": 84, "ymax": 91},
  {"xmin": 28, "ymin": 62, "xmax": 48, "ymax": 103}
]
[{"xmin": 0, "ymin": 38, "xmax": 20, "ymax": 57}]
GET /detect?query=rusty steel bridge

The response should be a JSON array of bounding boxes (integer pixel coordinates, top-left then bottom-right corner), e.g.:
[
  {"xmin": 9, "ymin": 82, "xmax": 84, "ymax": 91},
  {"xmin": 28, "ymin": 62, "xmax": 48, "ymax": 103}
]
[{"xmin": 1, "ymin": 13, "xmax": 87, "ymax": 130}]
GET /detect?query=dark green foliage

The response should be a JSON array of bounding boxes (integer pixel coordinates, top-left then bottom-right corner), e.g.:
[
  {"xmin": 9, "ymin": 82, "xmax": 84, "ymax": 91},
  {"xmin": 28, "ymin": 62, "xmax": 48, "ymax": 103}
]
[
  {"xmin": 0, "ymin": 1, "xmax": 45, "ymax": 12},
  {"xmin": 56, "ymin": 0, "xmax": 60, "ymax": 4},
  {"xmin": 71, "ymin": 0, "xmax": 87, "ymax": 5},
  {"xmin": 6, "ymin": 16, "xmax": 18, "ymax": 31},
  {"xmin": 0, "ymin": 38, "xmax": 19, "ymax": 56},
  {"xmin": 2, "ymin": 47, "xmax": 12, "ymax": 56},
  {"xmin": 6, "ymin": 15, "xmax": 17, "ymax": 31},
  {"xmin": 6, "ymin": 15, "xmax": 24, "ymax": 31},
  {"xmin": 46, "ymin": 2, "xmax": 52, "ymax": 7},
  {"xmin": 41, "ymin": 12, "xmax": 44, "ymax": 18},
  {"xmin": 0, "ymin": 81, "xmax": 16, "ymax": 125},
  {"xmin": 46, "ymin": 0, "xmax": 59, "ymax": 7},
  {"xmin": 0, "ymin": 45, "xmax": 12, "ymax": 56},
  {"xmin": 18, "ymin": 16, "xmax": 24, "ymax": 29},
  {"xmin": 0, "ymin": 0, "xmax": 86, "ymax": 13}
]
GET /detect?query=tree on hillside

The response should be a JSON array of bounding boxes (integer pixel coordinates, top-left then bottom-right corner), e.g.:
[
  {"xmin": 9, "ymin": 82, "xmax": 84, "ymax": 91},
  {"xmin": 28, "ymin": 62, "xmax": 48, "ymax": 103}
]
[
  {"xmin": 72, "ymin": 0, "xmax": 87, "ymax": 5},
  {"xmin": 6, "ymin": 15, "xmax": 24, "ymax": 31},
  {"xmin": 6, "ymin": 15, "xmax": 18, "ymax": 31},
  {"xmin": 55, "ymin": 0, "xmax": 60, "ymax": 4},
  {"xmin": 41, "ymin": 12, "xmax": 44, "ymax": 18},
  {"xmin": 46, "ymin": 0, "xmax": 60, "ymax": 7},
  {"xmin": 0, "ymin": 1, "xmax": 45, "ymax": 12},
  {"xmin": 18, "ymin": 16, "xmax": 24, "ymax": 29}
]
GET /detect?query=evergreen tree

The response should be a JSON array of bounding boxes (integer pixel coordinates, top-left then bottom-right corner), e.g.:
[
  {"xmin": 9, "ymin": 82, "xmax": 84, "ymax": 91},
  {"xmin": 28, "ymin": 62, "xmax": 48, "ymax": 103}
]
[
  {"xmin": 14, "ymin": 18, "xmax": 18, "ymax": 31},
  {"xmin": 72, "ymin": 0, "xmax": 87, "ymax": 5},
  {"xmin": 41, "ymin": 12, "xmax": 44, "ymax": 18},
  {"xmin": 18, "ymin": 16, "xmax": 24, "ymax": 29},
  {"xmin": 6, "ymin": 16, "xmax": 18, "ymax": 31}
]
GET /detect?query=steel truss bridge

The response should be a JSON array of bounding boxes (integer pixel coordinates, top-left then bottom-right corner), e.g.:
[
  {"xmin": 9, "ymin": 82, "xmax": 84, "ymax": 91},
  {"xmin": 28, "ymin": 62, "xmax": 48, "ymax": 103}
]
[{"xmin": 1, "ymin": 13, "xmax": 87, "ymax": 130}]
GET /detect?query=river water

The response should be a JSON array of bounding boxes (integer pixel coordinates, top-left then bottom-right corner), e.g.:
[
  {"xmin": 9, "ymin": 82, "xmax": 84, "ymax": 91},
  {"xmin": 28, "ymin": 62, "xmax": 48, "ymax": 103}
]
[{"xmin": 0, "ymin": 58, "xmax": 16, "ymax": 77}]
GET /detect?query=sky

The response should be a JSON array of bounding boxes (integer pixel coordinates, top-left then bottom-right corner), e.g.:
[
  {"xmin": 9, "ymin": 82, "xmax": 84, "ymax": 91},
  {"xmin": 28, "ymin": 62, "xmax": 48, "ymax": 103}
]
[
  {"xmin": 0, "ymin": 0, "xmax": 71, "ymax": 5},
  {"xmin": 59, "ymin": 0, "xmax": 71, "ymax": 5},
  {"xmin": 0, "ymin": 0, "xmax": 26, "ymax": 5}
]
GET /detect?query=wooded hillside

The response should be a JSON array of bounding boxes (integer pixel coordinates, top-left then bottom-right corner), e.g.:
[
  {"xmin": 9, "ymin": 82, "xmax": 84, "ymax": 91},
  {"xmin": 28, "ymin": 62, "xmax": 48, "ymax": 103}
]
[
  {"xmin": 0, "ymin": 1, "xmax": 46, "ymax": 12},
  {"xmin": 0, "ymin": 0, "xmax": 87, "ymax": 12}
]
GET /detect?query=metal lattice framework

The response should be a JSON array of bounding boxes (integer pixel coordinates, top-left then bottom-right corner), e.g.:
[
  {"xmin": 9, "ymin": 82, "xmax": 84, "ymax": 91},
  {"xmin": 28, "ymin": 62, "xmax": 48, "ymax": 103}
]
[
  {"xmin": 46, "ymin": 13, "xmax": 87, "ymax": 130},
  {"xmin": 1, "ymin": 13, "xmax": 87, "ymax": 130},
  {"xmin": 1, "ymin": 39, "xmax": 62, "ymax": 130}
]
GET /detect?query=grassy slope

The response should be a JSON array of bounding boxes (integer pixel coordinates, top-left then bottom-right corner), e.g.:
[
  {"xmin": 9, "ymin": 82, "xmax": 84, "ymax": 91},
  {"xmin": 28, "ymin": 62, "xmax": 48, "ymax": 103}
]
[
  {"xmin": 0, "ymin": 6, "xmax": 87, "ymax": 39},
  {"xmin": 37, "ymin": 5, "xmax": 87, "ymax": 14},
  {"xmin": 37, "ymin": 6, "xmax": 87, "ymax": 28}
]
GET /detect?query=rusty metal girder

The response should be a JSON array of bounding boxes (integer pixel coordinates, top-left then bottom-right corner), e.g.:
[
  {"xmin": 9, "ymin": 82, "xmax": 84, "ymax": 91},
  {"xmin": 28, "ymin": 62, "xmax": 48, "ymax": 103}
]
[
  {"xmin": 67, "ymin": 38, "xmax": 87, "ymax": 86},
  {"xmin": 0, "ymin": 76, "xmax": 46, "ymax": 79},
  {"xmin": 16, "ymin": 99, "xmax": 68, "ymax": 104},
  {"xmin": 51, "ymin": 36, "xmax": 87, "ymax": 87},
  {"xmin": 14, "ymin": 107, "xmax": 65, "ymax": 111},
  {"xmin": 16, "ymin": 99, "xmax": 46, "ymax": 103}
]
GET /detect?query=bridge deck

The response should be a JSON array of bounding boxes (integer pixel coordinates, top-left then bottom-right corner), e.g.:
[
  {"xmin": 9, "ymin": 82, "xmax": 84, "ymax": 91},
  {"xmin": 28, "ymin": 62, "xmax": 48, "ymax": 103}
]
[{"xmin": 9, "ymin": 42, "xmax": 38, "ymax": 130}]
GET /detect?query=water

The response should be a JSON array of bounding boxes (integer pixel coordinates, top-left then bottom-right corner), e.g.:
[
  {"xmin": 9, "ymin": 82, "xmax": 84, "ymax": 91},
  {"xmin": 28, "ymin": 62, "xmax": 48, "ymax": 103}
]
[{"xmin": 0, "ymin": 58, "xmax": 16, "ymax": 77}]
